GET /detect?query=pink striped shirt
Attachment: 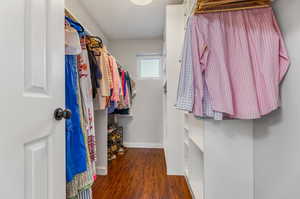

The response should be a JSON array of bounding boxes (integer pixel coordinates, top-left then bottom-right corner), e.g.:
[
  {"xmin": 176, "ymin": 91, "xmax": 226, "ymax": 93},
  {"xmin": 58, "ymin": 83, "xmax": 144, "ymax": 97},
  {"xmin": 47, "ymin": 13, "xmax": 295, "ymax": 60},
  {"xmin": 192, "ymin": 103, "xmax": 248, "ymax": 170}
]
[{"xmin": 191, "ymin": 7, "xmax": 290, "ymax": 119}]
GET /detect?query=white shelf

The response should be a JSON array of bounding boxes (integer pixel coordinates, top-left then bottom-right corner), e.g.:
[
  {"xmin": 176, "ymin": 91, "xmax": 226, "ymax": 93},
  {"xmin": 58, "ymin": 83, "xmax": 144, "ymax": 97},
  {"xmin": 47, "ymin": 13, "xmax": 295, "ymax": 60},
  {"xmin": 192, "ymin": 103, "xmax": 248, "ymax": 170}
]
[
  {"xmin": 187, "ymin": 114, "xmax": 204, "ymax": 152},
  {"xmin": 115, "ymin": 114, "xmax": 133, "ymax": 118},
  {"xmin": 189, "ymin": 134, "xmax": 204, "ymax": 152}
]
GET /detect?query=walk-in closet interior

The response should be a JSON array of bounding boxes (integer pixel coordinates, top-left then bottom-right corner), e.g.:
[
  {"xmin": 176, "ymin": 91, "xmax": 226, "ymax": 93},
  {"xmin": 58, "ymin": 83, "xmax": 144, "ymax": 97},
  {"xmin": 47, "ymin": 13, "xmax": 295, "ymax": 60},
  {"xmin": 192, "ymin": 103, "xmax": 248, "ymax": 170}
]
[
  {"xmin": 66, "ymin": 0, "xmax": 300, "ymax": 198},
  {"xmin": 1, "ymin": 0, "xmax": 300, "ymax": 199}
]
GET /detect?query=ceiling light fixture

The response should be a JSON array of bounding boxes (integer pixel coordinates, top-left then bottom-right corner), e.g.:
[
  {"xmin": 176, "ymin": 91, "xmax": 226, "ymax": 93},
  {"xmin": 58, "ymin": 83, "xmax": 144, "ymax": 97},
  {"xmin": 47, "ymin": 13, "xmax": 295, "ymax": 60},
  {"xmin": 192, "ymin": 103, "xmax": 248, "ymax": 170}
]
[{"xmin": 130, "ymin": 0, "xmax": 153, "ymax": 6}]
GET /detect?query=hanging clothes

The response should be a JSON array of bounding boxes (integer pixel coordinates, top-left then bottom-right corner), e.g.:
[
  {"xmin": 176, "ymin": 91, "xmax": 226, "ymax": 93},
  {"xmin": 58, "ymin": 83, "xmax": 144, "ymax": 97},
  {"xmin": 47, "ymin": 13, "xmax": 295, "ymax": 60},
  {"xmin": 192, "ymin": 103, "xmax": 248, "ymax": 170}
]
[
  {"xmin": 77, "ymin": 189, "xmax": 93, "ymax": 199},
  {"xmin": 65, "ymin": 54, "xmax": 88, "ymax": 182},
  {"xmin": 65, "ymin": 23, "xmax": 87, "ymax": 183},
  {"xmin": 65, "ymin": 12, "xmax": 135, "ymax": 199},
  {"xmin": 65, "ymin": 17, "xmax": 96, "ymax": 199},
  {"xmin": 108, "ymin": 55, "xmax": 122, "ymax": 103},
  {"xmin": 87, "ymin": 44, "xmax": 102, "ymax": 99},
  {"xmin": 176, "ymin": 18, "xmax": 223, "ymax": 119},
  {"xmin": 85, "ymin": 35, "xmax": 135, "ymax": 113},
  {"xmin": 176, "ymin": 7, "xmax": 290, "ymax": 119},
  {"xmin": 65, "ymin": 16, "xmax": 85, "ymax": 37},
  {"xmin": 111, "ymin": 66, "xmax": 135, "ymax": 115},
  {"xmin": 77, "ymin": 35, "xmax": 97, "ymax": 174},
  {"xmin": 66, "ymin": 86, "xmax": 95, "ymax": 199},
  {"xmin": 87, "ymin": 38, "xmax": 112, "ymax": 110},
  {"xmin": 175, "ymin": 18, "xmax": 194, "ymax": 112}
]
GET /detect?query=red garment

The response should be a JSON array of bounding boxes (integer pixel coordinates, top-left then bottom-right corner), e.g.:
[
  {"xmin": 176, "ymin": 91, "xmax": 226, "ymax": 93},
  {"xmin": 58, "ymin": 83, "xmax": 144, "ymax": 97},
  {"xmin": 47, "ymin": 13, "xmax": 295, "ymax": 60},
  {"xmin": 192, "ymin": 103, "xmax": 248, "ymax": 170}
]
[{"xmin": 121, "ymin": 70, "xmax": 126, "ymax": 97}]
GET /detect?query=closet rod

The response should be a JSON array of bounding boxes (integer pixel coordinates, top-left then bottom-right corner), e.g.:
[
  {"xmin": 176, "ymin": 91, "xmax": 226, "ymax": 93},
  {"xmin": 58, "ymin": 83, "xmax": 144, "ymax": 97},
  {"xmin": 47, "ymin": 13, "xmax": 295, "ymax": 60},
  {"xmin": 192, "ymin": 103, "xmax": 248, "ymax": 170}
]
[{"xmin": 193, "ymin": 0, "xmax": 272, "ymax": 14}]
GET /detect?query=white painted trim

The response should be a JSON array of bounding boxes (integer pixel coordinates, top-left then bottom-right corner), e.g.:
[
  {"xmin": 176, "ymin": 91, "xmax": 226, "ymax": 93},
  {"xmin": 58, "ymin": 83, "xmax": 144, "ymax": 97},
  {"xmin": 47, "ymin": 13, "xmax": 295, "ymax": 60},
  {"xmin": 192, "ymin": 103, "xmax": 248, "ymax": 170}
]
[
  {"xmin": 96, "ymin": 166, "xmax": 107, "ymax": 176},
  {"xmin": 123, "ymin": 142, "xmax": 163, "ymax": 149},
  {"xmin": 184, "ymin": 175, "xmax": 196, "ymax": 199},
  {"xmin": 167, "ymin": 169, "xmax": 185, "ymax": 176}
]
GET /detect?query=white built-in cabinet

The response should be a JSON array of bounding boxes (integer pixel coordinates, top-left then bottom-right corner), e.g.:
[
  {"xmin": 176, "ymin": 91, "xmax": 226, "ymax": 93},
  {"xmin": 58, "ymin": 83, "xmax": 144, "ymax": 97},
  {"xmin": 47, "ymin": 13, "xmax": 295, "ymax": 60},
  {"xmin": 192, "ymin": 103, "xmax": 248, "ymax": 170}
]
[
  {"xmin": 182, "ymin": 113, "xmax": 254, "ymax": 199},
  {"xmin": 165, "ymin": 3, "xmax": 255, "ymax": 199}
]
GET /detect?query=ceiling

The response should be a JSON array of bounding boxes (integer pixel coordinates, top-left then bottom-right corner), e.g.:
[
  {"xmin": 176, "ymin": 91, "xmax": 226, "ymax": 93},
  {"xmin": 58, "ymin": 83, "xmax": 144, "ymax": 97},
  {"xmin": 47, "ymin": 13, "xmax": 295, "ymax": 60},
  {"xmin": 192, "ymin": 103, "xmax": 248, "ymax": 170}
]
[{"xmin": 79, "ymin": 0, "xmax": 183, "ymax": 40}]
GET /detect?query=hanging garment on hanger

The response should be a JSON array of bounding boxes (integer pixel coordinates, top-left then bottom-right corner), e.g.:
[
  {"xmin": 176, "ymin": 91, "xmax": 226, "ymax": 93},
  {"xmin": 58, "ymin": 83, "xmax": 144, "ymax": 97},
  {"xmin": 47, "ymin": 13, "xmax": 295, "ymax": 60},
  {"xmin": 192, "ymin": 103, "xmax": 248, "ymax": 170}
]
[
  {"xmin": 77, "ymin": 36, "xmax": 97, "ymax": 170},
  {"xmin": 177, "ymin": 7, "xmax": 289, "ymax": 119},
  {"xmin": 100, "ymin": 47, "xmax": 113, "ymax": 94},
  {"xmin": 66, "ymin": 15, "xmax": 97, "ymax": 174},
  {"xmin": 67, "ymin": 85, "xmax": 94, "ymax": 199},
  {"xmin": 77, "ymin": 189, "xmax": 93, "ymax": 199},
  {"xmin": 112, "ymin": 67, "xmax": 134, "ymax": 115},
  {"xmin": 65, "ymin": 16, "xmax": 85, "ymax": 37},
  {"xmin": 65, "ymin": 22, "xmax": 94, "ymax": 199},
  {"xmin": 176, "ymin": 17, "xmax": 223, "ymax": 119},
  {"xmin": 176, "ymin": 18, "xmax": 194, "ymax": 112},
  {"xmin": 108, "ymin": 101, "xmax": 117, "ymax": 114},
  {"xmin": 65, "ymin": 22, "xmax": 82, "ymax": 55},
  {"xmin": 125, "ymin": 71, "xmax": 134, "ymax": 105},
  {"xmin": 124, "ymin": 82, "xmax": 131, "ymax": 108},
  {"xmin": 202, "ymin": 76, "xmax": 223, "ymax": 120},
  {"xmin": 87, "ymin": 39, "xmax": 112, "ymax": 110},
  {"xmin": 108, "ymin": 55, "xmax": 122, "ymax": 102},
  {"xmin": 87, "ymin": 46, "xmax": 102, "ymax": 99},
  {"xmin": 116, "ymin": 69, "xmax": 127, "ymax": 109},
  {"xmin": 125, "ymin": 72, "xmax": 133, "ymax": 97},
  {"xmin": 86, "ymin": 36, "xmax": 103, "ymax": 100},
  {"xmin": 65, "ymin": 24, "xmax": 87, "ymax": 183},
  {"xmin": 65, "ymin": 54, "xmax": 88, "ymax": 183}
]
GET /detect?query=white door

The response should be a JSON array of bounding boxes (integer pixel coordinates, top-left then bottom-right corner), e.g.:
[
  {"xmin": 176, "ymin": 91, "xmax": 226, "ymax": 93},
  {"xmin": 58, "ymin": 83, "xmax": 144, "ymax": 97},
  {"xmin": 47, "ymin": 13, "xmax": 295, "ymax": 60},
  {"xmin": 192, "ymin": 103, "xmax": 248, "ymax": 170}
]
[{"xmin": 0, "ymin": 0, "xmax": 65, "ymax": 199}]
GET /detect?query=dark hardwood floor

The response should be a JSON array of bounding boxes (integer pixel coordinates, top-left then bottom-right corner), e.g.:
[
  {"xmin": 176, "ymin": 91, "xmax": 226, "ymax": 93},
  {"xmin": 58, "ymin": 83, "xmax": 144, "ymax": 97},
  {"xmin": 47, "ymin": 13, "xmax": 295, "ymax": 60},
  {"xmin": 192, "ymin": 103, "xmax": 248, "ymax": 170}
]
[{"xmin": 92, "ymin": 148, "xmax": 192, "ymax": 199}]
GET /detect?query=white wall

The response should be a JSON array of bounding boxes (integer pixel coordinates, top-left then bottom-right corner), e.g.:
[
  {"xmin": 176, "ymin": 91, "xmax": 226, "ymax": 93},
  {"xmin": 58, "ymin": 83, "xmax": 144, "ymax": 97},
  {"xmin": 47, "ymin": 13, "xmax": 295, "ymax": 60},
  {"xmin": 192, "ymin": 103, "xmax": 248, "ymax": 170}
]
[
  {"xmin": 65, "ymin": 0, "xmax": 109, "ymax": 45},
  {"xmin": 110, "ymin": 39, "xmax": 164, "ymax": 148},
  {"xmin": 254, "ymin": 1, "xmax": 300, "ymax": 199}
]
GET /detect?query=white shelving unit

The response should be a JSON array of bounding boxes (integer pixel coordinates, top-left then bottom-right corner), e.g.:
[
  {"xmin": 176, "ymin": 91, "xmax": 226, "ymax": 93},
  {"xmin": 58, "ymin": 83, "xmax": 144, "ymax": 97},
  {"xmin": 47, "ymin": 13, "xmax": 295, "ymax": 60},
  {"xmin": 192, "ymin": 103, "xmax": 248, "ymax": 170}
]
[
  {"xmin": 115, "ymin": 114, "xmax": 133, "ymax": 118},
  {"xmin": 183, "ymin": 113, "xmax": 205, "ymax": 199},
  {"xmin": 187, "ymin": 139, "xmax": 204, "ymax": 199},
  {"xmin": 166, "ymin": 2, "xmax": 255, "ymax": 199}
]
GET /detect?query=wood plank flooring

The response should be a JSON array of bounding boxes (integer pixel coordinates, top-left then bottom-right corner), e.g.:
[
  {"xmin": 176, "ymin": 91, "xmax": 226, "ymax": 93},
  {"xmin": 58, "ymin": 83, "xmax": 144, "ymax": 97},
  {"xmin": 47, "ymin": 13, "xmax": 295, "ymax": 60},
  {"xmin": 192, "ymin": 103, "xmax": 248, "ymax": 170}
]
[{"xmin": 92, "ymin": 148, "xmax": 192, "ymax": 199}]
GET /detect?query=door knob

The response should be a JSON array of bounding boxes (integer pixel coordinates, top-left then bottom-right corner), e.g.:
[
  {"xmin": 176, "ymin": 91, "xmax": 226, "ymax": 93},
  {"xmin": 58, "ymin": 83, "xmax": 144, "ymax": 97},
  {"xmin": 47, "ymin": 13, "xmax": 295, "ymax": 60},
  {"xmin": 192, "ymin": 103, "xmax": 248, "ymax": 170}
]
[{"xmin": 54, "ymin": 108, "xmax": 72, "ymax": 121}]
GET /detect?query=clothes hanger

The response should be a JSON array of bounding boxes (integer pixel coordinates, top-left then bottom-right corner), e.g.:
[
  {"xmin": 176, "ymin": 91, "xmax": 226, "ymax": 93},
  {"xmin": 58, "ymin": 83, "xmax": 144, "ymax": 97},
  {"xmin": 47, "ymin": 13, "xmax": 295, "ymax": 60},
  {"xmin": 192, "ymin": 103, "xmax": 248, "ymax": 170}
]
[
  {"xmin": 65, "ymin": 20, "xmax": 76, "ymax": 33},
  {"xmin": 194, "ymin": 0, "xmax": 271, "ymax": 14},
  {"xmin": 87, "ymin": 36, "xmax": 103, "ymax": 48},
  {"xmin": 65, "ymin": 16, "xmax": 85, "ymax": 34}
]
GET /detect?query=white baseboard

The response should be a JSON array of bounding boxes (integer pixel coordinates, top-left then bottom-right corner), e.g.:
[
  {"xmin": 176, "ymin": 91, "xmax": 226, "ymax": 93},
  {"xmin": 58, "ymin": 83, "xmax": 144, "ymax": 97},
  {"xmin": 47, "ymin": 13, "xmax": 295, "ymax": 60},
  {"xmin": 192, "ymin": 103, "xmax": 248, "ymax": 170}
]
[
  {"xmin": 123, "ymin": 142, "xmax": 163, "ymax": 149},
  {"xmin": 184, "ymin": 174, "xmax": 196, "ymax": 199},
  {"xmin": 96, "ymin": 166, "xmax": 107, "ymax": 176},
  {"xmin": 167, "ymin": 169, "xmax": 185, "ymax": 176}
]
